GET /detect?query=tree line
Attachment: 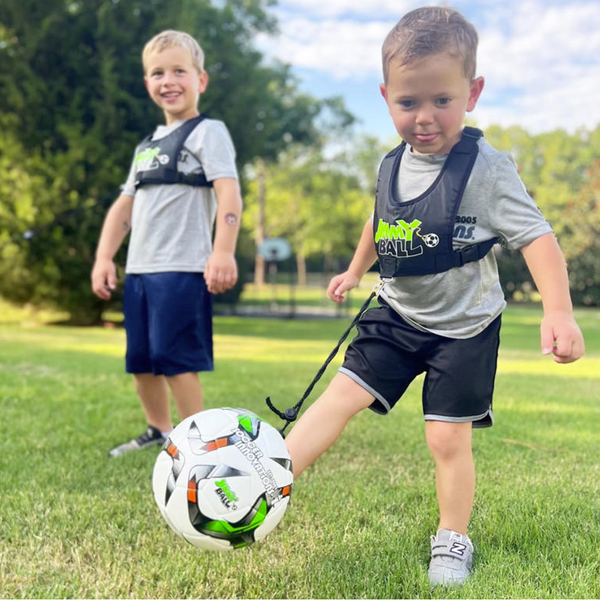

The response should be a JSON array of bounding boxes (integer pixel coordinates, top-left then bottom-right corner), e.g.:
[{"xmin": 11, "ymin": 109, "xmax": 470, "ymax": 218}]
[
  {"xmin": 245, "ymin": 125, "xmax": 600, "ymax": 307},
  {"xmin": 1, "ymin": 0, "xmax": 599, "ymax": 323},
  {"xmin": 0, "ymin": 0, "xmax": 352, "ymax": 322}
]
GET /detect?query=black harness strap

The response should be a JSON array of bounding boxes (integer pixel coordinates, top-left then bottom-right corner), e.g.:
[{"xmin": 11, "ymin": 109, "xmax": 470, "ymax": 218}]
[
  {"xmin": 134, "ymin": 114, "xmax": 213, "ymax": 189},
  {"xmin": 375, "ymin": 127, "xmax": 497, "ymax": 277},
  {"xmin": 266, "ymin": 289, "xmax": 378, "ymax": 436}
]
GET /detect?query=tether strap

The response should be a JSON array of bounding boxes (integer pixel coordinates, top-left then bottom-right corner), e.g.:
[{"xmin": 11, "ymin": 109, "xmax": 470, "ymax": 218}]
[{"xmin": 266, "ymin": 288, "xmax": 379, "ymax": 436}]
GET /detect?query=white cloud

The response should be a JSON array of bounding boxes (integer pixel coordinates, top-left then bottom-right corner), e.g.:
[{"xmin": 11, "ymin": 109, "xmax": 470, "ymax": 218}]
[
  {"xmin": 478, "ymin": 2, "xmax": 600, "ymax": 87},
  {"xmin": 261, "ymin": 0, "xmax": 600, "ymax": 133},
  {"xmin": 275, "ymin": 0, "xmax": 418, "ymax": 18},
  {"xmin": 257, "ymin": 18, "xmax": 391, "ymax": 79},
  {"xmin": 476, "ymin": 1, "xmax": 600, "ymax": 132},
  {"xmin": 477, "ymin": 69, "xmax": 600, "ymax": 133}
]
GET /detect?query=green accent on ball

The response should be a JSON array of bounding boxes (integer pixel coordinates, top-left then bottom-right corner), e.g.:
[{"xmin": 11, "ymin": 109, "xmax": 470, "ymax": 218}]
[
  {"xmin": 238, "ymin": 415, "xmax": 255, "ymax": 435},
  {"xmin": 204, "ymin": 500, "xmax": 268, "ymax": 536}
]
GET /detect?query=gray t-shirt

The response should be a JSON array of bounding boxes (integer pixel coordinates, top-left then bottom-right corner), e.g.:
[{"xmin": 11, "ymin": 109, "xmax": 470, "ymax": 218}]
[
  {"xmin": 379, "ymin": 136, "xmax": 552, "ymax": 338},
  {"xmin": 122, "ymin": 118, "xmax": 238, "ymax": 274}
]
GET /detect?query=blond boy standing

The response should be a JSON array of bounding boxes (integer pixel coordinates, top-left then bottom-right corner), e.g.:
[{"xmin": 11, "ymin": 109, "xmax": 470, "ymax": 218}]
[
  {"xmin": 92, "ymin": 31, "xmax": 242, "ymax": 457},
  {"xmin": 285, "ymin": 7, "xmax": 584, "ymax": 586}
]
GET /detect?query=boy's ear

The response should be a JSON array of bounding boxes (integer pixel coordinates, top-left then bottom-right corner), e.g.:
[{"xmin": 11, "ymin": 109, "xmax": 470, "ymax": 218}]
[
  {"xmin": 379, "ymin": 83, "xmax": 388, "ymax": 102},
  {"xmin": 466, "ymin": 76, "xmax": 485, "ymax": 112},
  {"xmin": 198, "ymin": 70, "xmax": 209, "ymax": 94}
]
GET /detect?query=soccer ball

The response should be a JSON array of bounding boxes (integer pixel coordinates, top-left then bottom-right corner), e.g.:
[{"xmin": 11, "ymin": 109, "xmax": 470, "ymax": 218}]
[
  {"xmin": 422, "ymin": 232, "xmax": 440, "ymax": 248},
  {"xmin": 152, "ymin": 408, "xmax": 293, "ymax": 551}
]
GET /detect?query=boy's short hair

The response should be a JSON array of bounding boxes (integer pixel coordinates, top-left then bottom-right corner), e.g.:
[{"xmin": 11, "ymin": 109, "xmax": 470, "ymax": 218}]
[
  {"xmin": 142, "ymin": 30, "xmax": 205, "ymax": 73},
  {"xmin": 382, "ymin": 6, "xmax": 478, "ymax": 83}
]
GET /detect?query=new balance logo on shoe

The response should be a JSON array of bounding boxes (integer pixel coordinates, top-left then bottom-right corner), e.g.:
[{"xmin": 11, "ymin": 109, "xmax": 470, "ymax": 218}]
[{"xmin": 450, "ymin": 542, "xmax": 467, "ymax": 556}]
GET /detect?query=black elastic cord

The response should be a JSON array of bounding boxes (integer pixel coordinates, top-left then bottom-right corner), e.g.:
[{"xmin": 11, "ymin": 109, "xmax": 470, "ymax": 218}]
[{"xmin": 266, "ymin": 290, "xmax": 377, "ymax": 436}]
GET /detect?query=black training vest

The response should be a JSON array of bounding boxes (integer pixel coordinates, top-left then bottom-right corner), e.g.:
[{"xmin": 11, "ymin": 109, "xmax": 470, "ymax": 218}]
[
  {"xmin": 134, "ymin": 115, "xmax": 213, "ymax": 189},
  {"xmin": 374, "ymin": 127, "xmax": 497, "ymax": 278}
]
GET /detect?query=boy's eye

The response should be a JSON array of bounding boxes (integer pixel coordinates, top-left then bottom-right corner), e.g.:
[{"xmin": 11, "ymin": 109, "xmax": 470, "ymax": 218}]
[
  {"xmin": 175, "ymin": 69, "xmax": 186, "ymax": 75},
  {"xmin": 398, "ymin": 100, "xmax": 415, "ymax": 109},
  {"xmin": 151, "ymin": 70, "xmax": 163, "ymax": 78},
  {"xmin": 435, "ymin": 97, "xmax": 452, "ymax": 106}
]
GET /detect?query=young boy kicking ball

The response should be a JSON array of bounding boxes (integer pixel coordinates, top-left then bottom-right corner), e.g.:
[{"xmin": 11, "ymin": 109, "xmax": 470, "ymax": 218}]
[{"xmin": 285, "ymin": 6, "xmax": 584, "ymax": 586}]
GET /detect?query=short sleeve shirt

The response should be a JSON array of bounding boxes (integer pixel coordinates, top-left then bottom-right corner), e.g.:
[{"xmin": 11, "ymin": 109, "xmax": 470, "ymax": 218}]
[
  {"xmin": 379, "ymin": 136, "xmax": 552, "ymax": 338},
  {"xmin": 123, "ymin": 118, "xmax": 238, "ymax": 274}
]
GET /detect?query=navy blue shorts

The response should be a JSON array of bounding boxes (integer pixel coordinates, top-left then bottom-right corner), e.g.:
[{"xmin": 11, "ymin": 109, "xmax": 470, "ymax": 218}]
[
  {"xmin": 123, "ymin": 272, "xmax": 213, "ymax": 376},
  {"xmin": 339, "ymin": 299, "xmax": 501, "ymax": 428}
]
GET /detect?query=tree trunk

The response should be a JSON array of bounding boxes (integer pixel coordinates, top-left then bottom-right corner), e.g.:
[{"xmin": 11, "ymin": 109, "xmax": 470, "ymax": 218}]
[
  {"xmin": 254, "ymin": 158, "xmax": 266, "ymax": 285},
  {"xmin": 296, "ymin": 251, "xmax": 307, "ymax": 287}
]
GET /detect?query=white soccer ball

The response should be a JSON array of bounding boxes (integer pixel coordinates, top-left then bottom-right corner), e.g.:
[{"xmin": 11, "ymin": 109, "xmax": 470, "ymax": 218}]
[
  {"xmin": 422, "ymin": 232, "xmax": 440, "ymax": 248},
  {"xmin": 152, "ymin": 408, "xmax": 293, "ymax": 551}
]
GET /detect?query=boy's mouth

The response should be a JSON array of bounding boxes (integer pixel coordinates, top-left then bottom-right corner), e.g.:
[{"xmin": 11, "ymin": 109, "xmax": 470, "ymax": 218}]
[
  {"xmin": 413, "ymin": 133, "xmax": 438, "ymax": 143},
  {"xmin": 161, "ymin": 91, "xmax": 182, "ymax": 102}
]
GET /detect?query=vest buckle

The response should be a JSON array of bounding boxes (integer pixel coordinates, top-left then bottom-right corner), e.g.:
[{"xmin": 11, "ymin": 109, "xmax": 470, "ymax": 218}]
[{"xmin": 459, "ymin": 244, "xmax": 480, "ymax": 265}]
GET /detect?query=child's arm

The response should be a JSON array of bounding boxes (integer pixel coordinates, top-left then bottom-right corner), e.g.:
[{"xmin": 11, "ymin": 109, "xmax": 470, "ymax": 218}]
[
  {"xmin": 91, "ymin": 193, "xmax": 134, "ymax": 300},
  {"xmin": 205, "ymin": 177, "xmax": 243, "ymax": 294},
  {"xmin": 520, "ymin": 232, "xmax": 585, "ymax": 363},
  {"xmin": 328, "ymin": 217, "xmax": 378, "ymax": 303}
]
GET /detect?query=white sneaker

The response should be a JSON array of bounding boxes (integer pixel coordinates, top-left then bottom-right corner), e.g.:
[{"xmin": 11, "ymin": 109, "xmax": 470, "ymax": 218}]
[{"xmin": 428, "ymin": 528, "xmax": 474, "ymax": 586}]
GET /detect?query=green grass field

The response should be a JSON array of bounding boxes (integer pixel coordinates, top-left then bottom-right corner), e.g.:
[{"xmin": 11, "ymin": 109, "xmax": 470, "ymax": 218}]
[{"xmin": 1, "ymin": 304, "xmax": 599, "ymax": 599}]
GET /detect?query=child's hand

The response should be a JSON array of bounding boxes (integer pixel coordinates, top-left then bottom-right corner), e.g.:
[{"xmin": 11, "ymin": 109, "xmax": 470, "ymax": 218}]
[
  {"xmin": 540, "ymin": 311, "xmax": 585, "ymax": 363},
  {"xmin": 91, "ymin": 258, "xmax": 117, "ymax": 300},
  {"xmin": 205, "ymin": 251, "xmax": 238, "ymax": 294},
  {"xmin": 327, "ymin": 271, "xmax": 360, "ymax": 303}
]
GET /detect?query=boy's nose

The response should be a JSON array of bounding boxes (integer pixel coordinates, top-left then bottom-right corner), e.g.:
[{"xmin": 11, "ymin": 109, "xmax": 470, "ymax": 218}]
[
  {"xmin": 415, "ymin": 106, "xmax": 434, "ymax": 125},
  {"xmin": 162, "ymin": 72, "xmax": 177, "ymax": 85}
]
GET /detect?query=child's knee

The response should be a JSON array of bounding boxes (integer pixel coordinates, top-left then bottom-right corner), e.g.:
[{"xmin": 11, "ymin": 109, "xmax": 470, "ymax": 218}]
[
  {"xmin": 425, "ymin": 420, "xmax": 472, "ymax": 461},
  {"xmin": 326, "ymin": 372, "xmax": 375, "ymax": 416}
]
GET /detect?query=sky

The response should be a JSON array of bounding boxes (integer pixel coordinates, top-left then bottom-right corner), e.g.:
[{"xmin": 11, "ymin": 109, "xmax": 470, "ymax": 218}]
[{"xmin": 256, "ymin": 0, "xmax": 600, "ymax": 141}]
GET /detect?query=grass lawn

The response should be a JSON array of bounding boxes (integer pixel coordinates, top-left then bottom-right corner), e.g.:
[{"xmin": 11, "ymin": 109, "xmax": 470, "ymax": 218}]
[
  {"xmin": 237, "ymin": 278, "xmax": 376, "ymax": 309},
  {"xmin": 0, "ymin": 304, "xmax": 599, "ymax": 599}
]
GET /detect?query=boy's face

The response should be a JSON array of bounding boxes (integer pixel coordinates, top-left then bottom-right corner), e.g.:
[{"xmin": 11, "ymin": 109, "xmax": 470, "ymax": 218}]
[
  {"xmin": 380, "ymin": 53, "xmax": 484, "ymax": 155},
  {"xmin": 144, "ymin": 46, "xmax": 208, "ymax": 125}
]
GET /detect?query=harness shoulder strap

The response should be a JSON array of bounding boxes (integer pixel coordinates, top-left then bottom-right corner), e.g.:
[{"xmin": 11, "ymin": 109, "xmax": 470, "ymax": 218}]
[
  {"xmin": 375, "ymin": 142, "xmax": 405, "ymax": 209},
  {"xmin": 164, "ymin": 114, "xmax": 207, "ymax": 180},
  {"xmin": 170, "ymin": 115, "xmax": 213, "ymax": 187}
]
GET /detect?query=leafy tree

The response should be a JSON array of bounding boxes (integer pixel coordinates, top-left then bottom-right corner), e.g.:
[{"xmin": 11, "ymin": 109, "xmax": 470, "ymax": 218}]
[
  {"xmin": 248, "ymin": 100, "xmax": 356, "ymax": 285},
  {"xmin": 244, "ymin": 135, "xmax": 384, "ymax": 284},
  {"xmin": 562, "ymin": 159, "xmax": 600, "ymax": 306},
  {"xmin": 0, "ymin": 0, "xmax": 344, "ymax": 322},
  {"xmin": 0, "ymin": 118, "xmax": 68, "ymax": 306},
  {"xmin": 484, "ymin": 124, "xmax": 600, "ymax": 303}
]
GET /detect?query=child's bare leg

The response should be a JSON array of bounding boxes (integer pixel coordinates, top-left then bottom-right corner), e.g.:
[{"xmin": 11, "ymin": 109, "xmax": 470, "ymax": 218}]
[
  {"xmin": 425, "ymin": 420, "xmax": 474, "ymax": 534},
  {"xmin": 134, "ymin": 373, "xmax": 171, "ymax": 432},
  {"xmin": 167, "ymin": 372, "xmax": 204, "ymax": 420},
  {"xmin": 285, "ymin": 372, "xmax": 374, "ymax": 478}
]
